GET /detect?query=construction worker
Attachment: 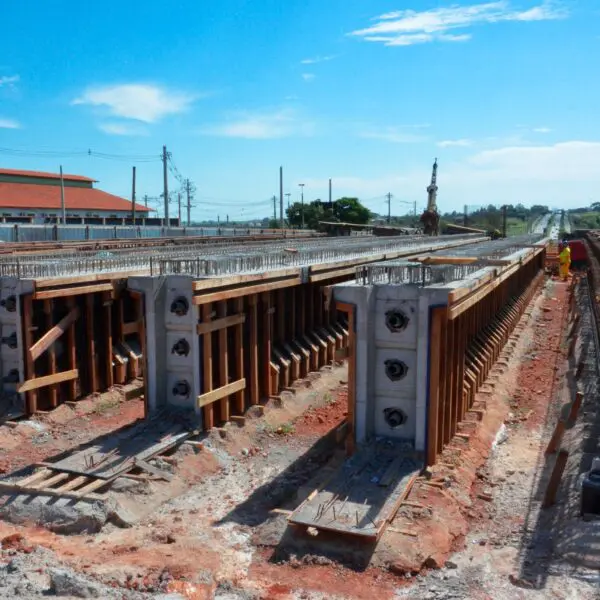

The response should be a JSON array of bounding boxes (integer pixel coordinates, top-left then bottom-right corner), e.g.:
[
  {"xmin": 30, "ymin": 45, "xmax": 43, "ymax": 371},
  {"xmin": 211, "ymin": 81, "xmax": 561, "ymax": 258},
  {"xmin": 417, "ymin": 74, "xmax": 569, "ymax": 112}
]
[{"xmin": 558, "ymin": 240, "xmax": 571, "ymax": 281}]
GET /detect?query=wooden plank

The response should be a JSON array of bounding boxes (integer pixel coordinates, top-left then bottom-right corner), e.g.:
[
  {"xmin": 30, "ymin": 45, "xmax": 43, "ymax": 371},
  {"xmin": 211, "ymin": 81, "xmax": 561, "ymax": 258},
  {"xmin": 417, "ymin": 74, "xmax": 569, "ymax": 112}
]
[
  {"xmin": 233, "ymin": 297, "xmax": 245, "ymax": 415},
  {"xmin": 134, "ymin": 459, "xmax": 173, "ymax": 481},
  {"xmin": 135, "ymin": 294, "xmax": 147, "ymax": 415},
  {"xmin": 197, "ymin": 378, "xmax": 246, "ymax": 409},
  {"xmin": 542, "ymin": 449, "xmax": 569, "ymax": 509},
  {"xmin": 427, "ymin": 307, "xmax": 444, "ymax": 466},
  {"xmin": 31, "ymin": 472, "xmax": 69, "ymax": 489},
  {"xmin": 201, "ymin": 303, "xmax": 214, "ymax": 429},
  {"xmin": 18, "ymin": 468, "xmax": 52, "ymax": 487},
  {"xmin": 86, "ymin": 294, "xmax": 98, "ymax": 393},
  {"xmin": 217, "ymin": 301, "xmax": 230, "ymax": 423},
  {"xmin": 17, "ymin": 369, "xmax": 79, "ymax": 393},
  {"xmin": 0, "ymin": 480, "xmax": 105, "ymax": 502},
  {"xmin": 54, "ymin": 475, "xmax": 89, "ymax": 493},
  {"xmin": 122, "ymin": 320, "xmax": 141, "ymax": 336},
  {"xmin": 72, "ymin": 477, "xmax": 112, "ymax": 498},
  {"xmin": 196, "ymin": 313, "xmax": 246, "ymax": 335},
  {"xmin": 29, "ymin": 306, "xmax": 80, "ymax": 362},
  {"xmin": 248, "ymin": 294, "xmax": 259, "ymax": 405},
  {"xmin": 262, "ymin": 292, "xmax": 273, "ymax": 399},
  {"xmin": 42, "ymin": 299, "xmax": 59, "ymax": 408},
  {"xmin": 34, "ymin": 283, "xmax": 114, "ymax": 300},
  {"xmin": 337, "ymin": 301, "xmax": 356, "ymax": 455},
  {"xmin": 22, "ymin": 294, "xmax": 37, "ymax": 414},
  {"xmin": 193, "ymin": 276, "xmax": 301, "ymax": 305},
  {"xmin": 103, "ymin": 292, "xmax": 113, "ymax": 389}
]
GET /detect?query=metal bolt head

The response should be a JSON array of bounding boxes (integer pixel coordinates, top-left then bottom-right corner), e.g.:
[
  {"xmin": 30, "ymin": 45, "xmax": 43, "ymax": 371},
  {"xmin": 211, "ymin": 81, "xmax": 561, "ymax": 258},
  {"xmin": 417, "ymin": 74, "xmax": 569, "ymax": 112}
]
[
  {"xmin": 170, "ymin": 296, "xmax": 189, "ymax": 317},
  {"xmin": 384, "ymin": 359, "xmax": 408, "ymax": 381},
  {"xmin": 385, "ymin": 309, "xmax": 409, "ymax": 333},
  {"xmin": 383, "ymin": 407, "xmax": 408, "ymax": 428}
]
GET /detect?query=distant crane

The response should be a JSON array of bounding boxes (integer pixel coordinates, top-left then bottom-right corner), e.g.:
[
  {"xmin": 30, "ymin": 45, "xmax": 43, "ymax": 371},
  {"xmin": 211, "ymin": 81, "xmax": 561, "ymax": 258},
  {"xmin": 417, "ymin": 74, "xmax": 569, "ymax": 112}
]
[{"xmin": 420, "ymin": 158, "xmax": 440, "ymax": 236}]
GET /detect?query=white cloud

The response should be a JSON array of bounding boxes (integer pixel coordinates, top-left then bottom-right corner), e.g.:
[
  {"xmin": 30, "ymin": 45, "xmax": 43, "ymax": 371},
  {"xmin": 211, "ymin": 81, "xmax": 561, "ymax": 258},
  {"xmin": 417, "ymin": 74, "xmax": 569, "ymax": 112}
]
[
  {"xmin": 0, "ymin": 118, "xmax": 20, "ymax": 129},
  {"xmin": 300, "ymin": 55, "xmax": 337, "ymax": 64},
  {"xmin": 533, "ymin": 127, "xmax": 552, "ymax": 133},
  {"xmin": 0, "ymin": 75, "xmax": 19, "ymax": 87},
  {"xmin": 72, "ymin": 83, "xmax": 196, "ymax": 123},
  {"xmin": 360, "ymin": 126, "xmax": 428, "ymax": 143},
  {"xmin": 301, "ymin": 73, "xmax": 316, "ymax": 82},
  {"xmin": 303, "ymin": 141, "xmax": 600, "ymax": 211},
  {"xmin": 350, "ymin": 1, "xmax": 568, "ymax": 46},
  {"xmin": 201, "ymin": 108, "xmax": 314, "ymax": 139},
  {"xmin": 98, "ymin": 121, "xmax": 148, "ymax": 136},
  {"xmin": 437, "ymin": 139, "xmax": 474, "ymax": 147}
]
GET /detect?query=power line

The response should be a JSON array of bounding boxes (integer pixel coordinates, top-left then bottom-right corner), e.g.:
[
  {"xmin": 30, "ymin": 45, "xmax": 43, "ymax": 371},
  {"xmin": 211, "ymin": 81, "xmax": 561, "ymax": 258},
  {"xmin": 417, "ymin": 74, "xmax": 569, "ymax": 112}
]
[{"xmin": 0, "ymin": 146, "xmax": 161, "ymax": 161}]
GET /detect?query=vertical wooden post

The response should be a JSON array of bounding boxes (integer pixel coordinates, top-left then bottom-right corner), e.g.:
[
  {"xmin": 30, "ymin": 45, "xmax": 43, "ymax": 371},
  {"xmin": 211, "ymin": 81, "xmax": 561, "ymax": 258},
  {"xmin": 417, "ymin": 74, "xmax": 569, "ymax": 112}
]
[
  {"xmin": 314, "ymin": 285, "xmax": 323, "ymax": 328},
  {"xmin": 337, "ymin": 302, "xmax": 356, "ymax": 456},
  {"xmin": 43, "ymin": 299, "xmax": 58, "ymax": 408},
  {"xmin": 218, "ymin": 300, "xmax": 230, "ymax": 423},
  {"xmin": 306, "ymin": 284, "xmax": 314, "ymax": 332},
  {"xmin": 22, "ymin": 294, "xmax": 37, "ymax": 415},
  {"xmin": 248, "ymin": 294, "xmax": 259, "ymax": 405},
  {"xmin": 437, "ymin": 310, "xmax": 448, "ymax": 453},
  {"xmin": 262, "ymin": 292, "xmax": 272, "ymax": 399},
  {"xmin": 298, "ymin": 284, "xmax": 306, "ymax": 338},
  {"xmin": 86, "ymin": 294, "xmax": 98, "ymax": 393},
  {"xmin": 113, "ymin": 290, "xmax": 125, "ymax": 385},
  {"xmin": 542, "ymin": 449, "xmax": 569, "ymax": 508},
  {"xmin": 66, "ymin": 297, "xmax": 78, "ymax": 401},
  {"xmin": 233, "ymin": 297, "xmax": 245, "ymax": 415},
  {"xmin": 103, "ymin": 292, "xmax": 113, "ymax": 390},
  {"xmin": 427, "ymin": 307, "xmax": 444, "ymax": 466},
  {"xmin": 277, "ymin": 288, "xmax": 285, "ymax": 343},
  {"xmin": 289, "ymin": 287, "xmax": 297, "ymax": 341},
  {"xmin": 201, "ymin": 303, "xmax": 214, "ymax": 429}
]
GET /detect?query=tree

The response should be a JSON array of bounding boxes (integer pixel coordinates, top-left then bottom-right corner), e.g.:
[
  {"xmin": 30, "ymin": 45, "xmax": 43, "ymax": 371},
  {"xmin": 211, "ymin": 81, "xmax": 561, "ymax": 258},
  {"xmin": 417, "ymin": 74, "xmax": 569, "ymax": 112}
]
[
  {"xmin": 332, "ymin": 197, "xmax": 371, "ymax": 224},
  {"xmin": 286, "ymin": 197, "xmax": 371, "ymax": 229},
  {"xmin": 286, "ymin": 200, "xmax": 328, "ymax": 229}
]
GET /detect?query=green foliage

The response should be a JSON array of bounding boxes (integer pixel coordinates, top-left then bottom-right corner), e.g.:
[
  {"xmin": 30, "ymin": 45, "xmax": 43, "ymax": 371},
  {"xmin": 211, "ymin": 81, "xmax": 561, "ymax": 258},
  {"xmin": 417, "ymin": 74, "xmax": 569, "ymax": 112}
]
[
  {"xmin": 268, "ymin": 218, "xmax": 280, "ymax": 229},
  {"xmin": 286, "ymin": 197, "xmax": 371, "ymax": 229},
  {"xmin": 571, "ymin": 211, "xmax": 600, "ymax": 229}
]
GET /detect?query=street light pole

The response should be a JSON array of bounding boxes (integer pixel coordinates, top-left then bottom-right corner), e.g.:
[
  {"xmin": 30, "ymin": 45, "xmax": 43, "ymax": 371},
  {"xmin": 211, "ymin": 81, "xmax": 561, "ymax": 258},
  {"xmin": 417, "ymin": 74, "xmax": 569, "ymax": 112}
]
[{"xmin": 299, "ymin": 183, "xmax": 305, "ymax": 229}]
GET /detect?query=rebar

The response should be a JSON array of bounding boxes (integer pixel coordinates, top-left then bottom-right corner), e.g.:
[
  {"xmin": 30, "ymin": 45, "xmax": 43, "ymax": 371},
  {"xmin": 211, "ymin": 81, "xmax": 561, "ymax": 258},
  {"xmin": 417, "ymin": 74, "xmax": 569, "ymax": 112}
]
[{"xmin": 0, "ymin": 233, "xmax": 485, "ymax": 280}]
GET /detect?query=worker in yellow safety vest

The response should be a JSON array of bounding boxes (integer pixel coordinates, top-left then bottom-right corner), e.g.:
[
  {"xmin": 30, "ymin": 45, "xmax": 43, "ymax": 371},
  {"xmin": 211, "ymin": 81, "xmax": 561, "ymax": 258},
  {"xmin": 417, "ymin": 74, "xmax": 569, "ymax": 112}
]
[{"xmin": 558, "ymin": 241, "xmax": 571, "ymax": 281}]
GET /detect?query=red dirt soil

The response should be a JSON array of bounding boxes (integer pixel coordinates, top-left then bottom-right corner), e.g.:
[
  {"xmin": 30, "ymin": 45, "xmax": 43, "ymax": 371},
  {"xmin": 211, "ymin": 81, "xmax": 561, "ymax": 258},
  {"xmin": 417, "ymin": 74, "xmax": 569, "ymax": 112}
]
[
  {"xmin": 293, "ymin": 388, "xmax": 348, "ymax": 437},
  {"xmin": 0, "ymin": 390, "xmax": 144, "ymax": 474}
]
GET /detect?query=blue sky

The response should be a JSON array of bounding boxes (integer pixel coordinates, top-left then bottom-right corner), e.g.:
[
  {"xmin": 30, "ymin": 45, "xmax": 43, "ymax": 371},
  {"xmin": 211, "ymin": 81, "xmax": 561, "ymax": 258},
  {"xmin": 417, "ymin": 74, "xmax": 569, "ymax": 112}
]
[{"xmin": 0, "ymin": 1, "xmax": 598, "ymax": 220}]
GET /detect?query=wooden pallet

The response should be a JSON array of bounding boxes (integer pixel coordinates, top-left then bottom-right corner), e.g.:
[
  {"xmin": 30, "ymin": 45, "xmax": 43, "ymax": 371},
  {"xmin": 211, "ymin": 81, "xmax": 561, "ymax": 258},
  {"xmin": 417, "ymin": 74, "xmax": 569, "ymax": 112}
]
[{"xmin": 0, "ymin": 467, "xmax": 113, "ymax": 501}]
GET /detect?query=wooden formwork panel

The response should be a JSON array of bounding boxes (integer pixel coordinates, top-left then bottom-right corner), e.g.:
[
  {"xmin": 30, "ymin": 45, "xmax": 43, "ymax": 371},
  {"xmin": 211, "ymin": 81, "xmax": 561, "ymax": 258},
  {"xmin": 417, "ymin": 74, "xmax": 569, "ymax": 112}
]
[{"xmin": 426, "ymin": 258, "xmax": 545, "ymax": 466}]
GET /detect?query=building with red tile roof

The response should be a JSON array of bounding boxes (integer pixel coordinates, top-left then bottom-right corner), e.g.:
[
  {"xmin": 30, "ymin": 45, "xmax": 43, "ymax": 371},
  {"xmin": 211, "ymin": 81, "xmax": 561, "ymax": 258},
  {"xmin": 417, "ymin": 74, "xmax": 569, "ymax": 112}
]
[{"xmin": 0, "ymin": 168, "xmax": 151, "ymax": 223}]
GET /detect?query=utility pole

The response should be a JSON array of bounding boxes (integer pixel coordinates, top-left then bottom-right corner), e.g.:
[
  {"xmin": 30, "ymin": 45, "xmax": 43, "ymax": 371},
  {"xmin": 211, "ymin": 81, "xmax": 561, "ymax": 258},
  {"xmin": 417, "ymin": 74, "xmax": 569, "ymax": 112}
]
[
  {"xmin": 131, "ymin": 166, "xmax": 137, "ymax": 223},
  {"xmin": 144, "ymin": 194, "xmax": 148, "ymax": 207},
  {"xmin": 272, "ymin": 195, "xmax": 277, "ymax": 221},
  {"xmin": 162, "ymin": 145, "xmax": 169, "ymax": 227},
  {"xmin": 186, "ymin": 179, "xmax": 191, "ymax": 226},
  {"xmin": 502, "ymin": 205, "xmax": 507, "ymax": 238},
  {"xmin": 328, "ymin": 178, "xmax": 332, "ymax": 207},
  {"xmin": 386, "ymin": 192, "xmax": 393, "ymax": 224},
  {"xmin": 279, "ymin": 166, "xmax": 284, "ymax": 228},
  {"xmin": 59, "ymin": 165, "xmax": 66, "ymax": 225},
  {"xmin": 464, "ymin": 205, "xmax": 468, "ymax": 226},
  {"xmin": 177, "ymin": 192, "xmax": 182, "ymax": 225},
  {"xmin": 299, "ymin": 183, "xmax": 305, "ymax": 229}
]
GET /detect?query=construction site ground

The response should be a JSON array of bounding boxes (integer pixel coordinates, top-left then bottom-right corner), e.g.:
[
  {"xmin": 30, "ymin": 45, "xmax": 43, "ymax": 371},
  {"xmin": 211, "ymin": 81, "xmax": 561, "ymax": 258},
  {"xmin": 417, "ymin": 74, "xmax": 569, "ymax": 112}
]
[{"xmin": 0, "ymin": 278, "xmax": 599, "ymax": 599}]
